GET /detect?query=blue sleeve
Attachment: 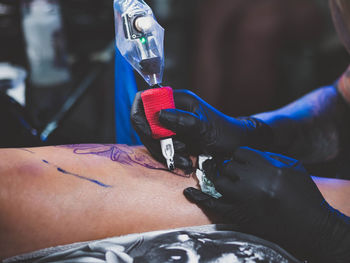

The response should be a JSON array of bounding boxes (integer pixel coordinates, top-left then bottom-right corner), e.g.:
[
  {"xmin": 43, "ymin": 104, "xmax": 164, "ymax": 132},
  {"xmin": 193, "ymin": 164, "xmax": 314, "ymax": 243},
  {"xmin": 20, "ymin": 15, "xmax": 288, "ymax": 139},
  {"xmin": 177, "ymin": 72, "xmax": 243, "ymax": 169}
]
[{"xmin": 115, "ymin": 49, "xmax": 142, "ymax": 145}]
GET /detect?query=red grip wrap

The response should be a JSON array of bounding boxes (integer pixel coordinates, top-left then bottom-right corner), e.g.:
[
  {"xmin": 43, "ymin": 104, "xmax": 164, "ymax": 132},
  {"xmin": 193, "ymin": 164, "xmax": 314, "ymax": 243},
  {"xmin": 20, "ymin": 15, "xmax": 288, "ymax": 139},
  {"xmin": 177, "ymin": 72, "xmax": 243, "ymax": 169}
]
[{"xmin": 141, "ymin": 86, "xmax": 176, "ymax": 139}]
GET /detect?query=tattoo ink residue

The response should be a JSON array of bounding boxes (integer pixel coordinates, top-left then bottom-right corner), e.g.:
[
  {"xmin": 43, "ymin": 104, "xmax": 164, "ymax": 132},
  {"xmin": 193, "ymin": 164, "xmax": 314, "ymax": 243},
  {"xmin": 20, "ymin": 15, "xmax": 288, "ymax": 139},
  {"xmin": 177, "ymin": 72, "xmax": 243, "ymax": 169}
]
[
  {"xmin": 58, "ymin": 144, "xmax": 191, "ymax": 178},
  {"xmin": 41, "ymin": 159, "xmax": 112, "ymax": 188}
]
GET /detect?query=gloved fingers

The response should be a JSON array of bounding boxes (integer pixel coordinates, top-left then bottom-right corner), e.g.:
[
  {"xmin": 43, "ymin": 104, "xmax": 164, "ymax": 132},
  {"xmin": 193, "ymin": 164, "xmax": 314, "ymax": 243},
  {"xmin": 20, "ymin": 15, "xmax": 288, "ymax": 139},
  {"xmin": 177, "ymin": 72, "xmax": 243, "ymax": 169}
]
[
  {"xmin": 263, "ymin": 152, "xmax": 307, "ymax": 174},
  {"xmin": 173, "ymin": 139, "xmax": 187, "ymax": 152},
  {"xmin": 131, "ymin": 92, "xmax": 196, "ymax": 142},
  {"xmin": 220, "ymin": 160, "xmax": 245, "ymax": 181},
  {"xmin": 184, "ymin": 187, "xmax": 232, "ymax": 211},
  {"xmin": 142, "ymin": 138, "xmax": 167, "ymax": 164},
  {"xmin": 144, "ymin": 138, "xmax": 193, "ymax": 169},
  {"xmin": 159, "ymin": 109, "xmax": 203, "ymax": 137},
  {"xmin": 131, "ymin": 92, "xmax": 193, "ymax": 170},
  {"xmin": 173, "ymin": 89, "xmax": 201, "ymax": 112},
  {"xmin": 203, "ymin": 158, "xmax": 240, "ymax": 182},
  {"xmin": 144, "ymin": 141, "xmax": 193, "ymax": 171},
  {"xmin": 131, "ymin": 91, "xmax": 143, "ymax": 114},
  {"xmin": 184, "ymin": 188, "xmax": 242, "ymax": 223},
  {"xmin": 184, "ymin": 187, "xmax": 213, "ymax": 203},
  {"xmin": 138, "ymin": 131, "xmax": 188, "ymax": 155},
  {"xmin": 233, "ymin": 146, "xmax": 266, "ymax": 165},
  {"xmin": 141, "ymin": 142, "xmax": 193, "ymax": 171},
  {"xmin": 211, "ymin": 174, "xmax": 241, "ymax": 199},
  {"xmin": 202, "ymin": 159, "xmax": 249, "ymax": 201},
  {"xmin": 202, "ymin": 159, "xmax": 218, "ymax": 178},
  {"xmin": 131, "ymin": 91, "xmax": 152, "ymax": 138},
  {"xmin": 265, "ymin": 152, "xmax": 302, "ymax": 168},
  {"xmin": 173, "ymin": 138, "xmax": 200, "ymax": 158},
  {"xmin": 172, "ymin": 139, "xmax": 194, "ymax": 171},
  {"xmin": 174, "ymin": 154, "xmax": 193, "ymax": 172},
  {"xmin": 174, "ymin": 137, "xmax": 202, "ymax": 157}
]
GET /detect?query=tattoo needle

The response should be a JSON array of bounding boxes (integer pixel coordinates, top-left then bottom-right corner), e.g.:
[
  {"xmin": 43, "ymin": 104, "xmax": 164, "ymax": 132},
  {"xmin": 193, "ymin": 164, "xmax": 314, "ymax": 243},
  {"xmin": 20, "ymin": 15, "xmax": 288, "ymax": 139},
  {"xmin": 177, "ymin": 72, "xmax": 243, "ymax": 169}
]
[{"xmin": 160, "ymin": 138, "xmax": 175, "ymax": 170}]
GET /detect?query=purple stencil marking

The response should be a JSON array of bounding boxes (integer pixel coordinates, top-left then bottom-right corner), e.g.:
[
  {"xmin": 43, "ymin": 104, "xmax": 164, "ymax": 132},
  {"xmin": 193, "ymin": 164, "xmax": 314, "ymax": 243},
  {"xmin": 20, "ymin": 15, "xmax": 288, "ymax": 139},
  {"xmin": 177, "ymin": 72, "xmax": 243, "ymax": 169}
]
[
  {"xmin": 58, "ymin": 144, "xmax": 191, "ymax": 178},
  {"xmin": 16, "ymin": 148, "xmax": 112, "ymax": 187},
  {"xmin": 59, "ymin": 144, "xmax": 164, "ymax": 168},
  {"xmin": 56, "ymin": 167, "xmax": 112, "ymax": 188}
]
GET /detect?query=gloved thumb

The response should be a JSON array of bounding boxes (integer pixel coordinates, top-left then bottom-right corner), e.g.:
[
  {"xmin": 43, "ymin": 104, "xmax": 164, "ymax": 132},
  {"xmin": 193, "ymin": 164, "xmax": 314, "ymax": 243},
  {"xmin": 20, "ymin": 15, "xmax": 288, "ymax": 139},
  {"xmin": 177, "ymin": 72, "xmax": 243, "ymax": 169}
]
[
  {"xmin": 184, "ymin": 187, "xmax": 221, "ymax": 210},
  {"xmin": 184, "ymin": 187, "xmax": 238, "ymax": 221},
  {"xmin": 159, "ymin": 109, "xmax": 202, "ymax": 136},
  {"xmin": 184, "ymin": 187, "xmax": 210, "ymax": 201}
]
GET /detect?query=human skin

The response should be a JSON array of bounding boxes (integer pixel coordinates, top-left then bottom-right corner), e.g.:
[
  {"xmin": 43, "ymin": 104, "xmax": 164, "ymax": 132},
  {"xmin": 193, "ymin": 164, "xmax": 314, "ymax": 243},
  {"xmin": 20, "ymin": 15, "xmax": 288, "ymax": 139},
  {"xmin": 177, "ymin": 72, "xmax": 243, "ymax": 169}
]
[{"xmin": 0, "ymin": 144, "xmax": 349, "ymax": 260}]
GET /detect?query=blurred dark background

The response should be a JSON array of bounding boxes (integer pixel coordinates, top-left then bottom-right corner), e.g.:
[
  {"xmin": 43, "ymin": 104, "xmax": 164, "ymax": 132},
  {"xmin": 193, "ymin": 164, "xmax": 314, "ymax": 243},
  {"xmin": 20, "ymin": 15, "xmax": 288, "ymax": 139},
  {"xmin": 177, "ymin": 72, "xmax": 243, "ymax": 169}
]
[{"xmin": 0, "ymin": 0, "xmax": 349, "ymax": 178}]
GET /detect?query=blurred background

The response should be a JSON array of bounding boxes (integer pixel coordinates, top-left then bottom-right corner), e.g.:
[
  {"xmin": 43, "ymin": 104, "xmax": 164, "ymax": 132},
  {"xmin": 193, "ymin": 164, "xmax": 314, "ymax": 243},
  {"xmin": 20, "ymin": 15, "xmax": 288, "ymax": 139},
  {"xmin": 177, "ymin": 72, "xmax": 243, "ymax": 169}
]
[{"xmin": 0, "ymin": 0, "xmax": 349, "ymax": 170}]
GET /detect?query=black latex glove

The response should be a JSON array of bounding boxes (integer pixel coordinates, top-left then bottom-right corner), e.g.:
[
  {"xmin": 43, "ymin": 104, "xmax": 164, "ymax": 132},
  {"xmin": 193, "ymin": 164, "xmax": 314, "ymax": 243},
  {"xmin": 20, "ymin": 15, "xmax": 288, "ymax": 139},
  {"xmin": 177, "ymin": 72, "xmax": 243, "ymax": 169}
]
[
  {"xmin": 131, "ymin": 89, "xmax": 272, "ymax": 171},
  {"xmin": 184, "ymin": 147, "xmax": 350, "ymax": 263}
]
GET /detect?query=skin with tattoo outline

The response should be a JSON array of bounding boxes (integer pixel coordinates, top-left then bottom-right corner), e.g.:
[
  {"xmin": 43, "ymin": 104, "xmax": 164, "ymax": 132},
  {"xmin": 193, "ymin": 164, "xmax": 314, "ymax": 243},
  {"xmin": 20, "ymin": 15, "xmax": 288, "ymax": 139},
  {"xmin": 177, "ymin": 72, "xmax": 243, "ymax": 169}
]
[
  {"xmin": 57, "ymin": 144, "xmax": 192, "ymax": 177},
  {"xmin": 0, "ymin": 144, "xmax": 203, "ymax": 259},
  {"xmin": 17, "ymin": 148, "xmax": 112, "ymax": 188},
  {"xmin": 16, "ymin": 144, "xmax": 192, "ymax": 189},
  {"xmin": 0, "ymin": 144, "xmax": 349, "ymax": 260}
]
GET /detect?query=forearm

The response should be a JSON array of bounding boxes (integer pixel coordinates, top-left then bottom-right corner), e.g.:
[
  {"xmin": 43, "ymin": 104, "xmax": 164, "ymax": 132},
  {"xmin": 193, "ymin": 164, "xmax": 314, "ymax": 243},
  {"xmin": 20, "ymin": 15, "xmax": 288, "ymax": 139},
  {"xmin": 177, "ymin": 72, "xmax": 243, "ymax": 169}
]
[
  {"xmin": 254, "ymin": 85, "xmax": 350, "ymax": 163},
  {"xmin": 313, "ymin": 177, "xmax": 350, "ymax": 216}
]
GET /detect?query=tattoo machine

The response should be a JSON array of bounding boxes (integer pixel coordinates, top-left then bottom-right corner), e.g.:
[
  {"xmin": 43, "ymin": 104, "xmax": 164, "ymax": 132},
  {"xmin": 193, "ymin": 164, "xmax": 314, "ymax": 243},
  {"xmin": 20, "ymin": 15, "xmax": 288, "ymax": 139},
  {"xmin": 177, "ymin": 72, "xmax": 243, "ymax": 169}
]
[{"xmin": 114, "ymin": 0, "xmax": 175, "ymax": 170}]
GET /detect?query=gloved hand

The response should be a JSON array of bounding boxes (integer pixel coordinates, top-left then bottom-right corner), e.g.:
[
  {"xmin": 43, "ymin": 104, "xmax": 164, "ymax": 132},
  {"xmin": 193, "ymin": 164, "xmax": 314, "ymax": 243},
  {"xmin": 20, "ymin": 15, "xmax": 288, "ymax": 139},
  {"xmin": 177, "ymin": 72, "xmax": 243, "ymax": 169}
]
[
  {"xmin": 184, "ymin": 147, "xmax": 350, "ymax": 263},
  {"xmin": 131, "ymin": 90, "xmax": 273, "ymax": 171}
]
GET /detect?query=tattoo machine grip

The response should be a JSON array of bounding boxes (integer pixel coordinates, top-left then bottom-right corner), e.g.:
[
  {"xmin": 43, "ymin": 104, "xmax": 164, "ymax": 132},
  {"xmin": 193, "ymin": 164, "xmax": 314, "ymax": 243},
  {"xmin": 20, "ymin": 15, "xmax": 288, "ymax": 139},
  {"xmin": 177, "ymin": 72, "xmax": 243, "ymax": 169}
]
[{"xmin": 141, "ymin": 87, "xmax": 176, "ymax": 139}]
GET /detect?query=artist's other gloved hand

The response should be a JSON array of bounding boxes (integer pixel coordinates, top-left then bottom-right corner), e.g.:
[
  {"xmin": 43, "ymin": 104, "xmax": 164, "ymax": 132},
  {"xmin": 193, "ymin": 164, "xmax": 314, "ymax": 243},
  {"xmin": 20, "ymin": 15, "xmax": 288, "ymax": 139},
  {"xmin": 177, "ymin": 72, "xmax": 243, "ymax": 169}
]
[
  {"xmin": 131, "ymin": 90, "xmax": 272, "ymax": 171},
  {"xmin": 184, "ymin": 147, "xmax": 350, "ymax": 263}
]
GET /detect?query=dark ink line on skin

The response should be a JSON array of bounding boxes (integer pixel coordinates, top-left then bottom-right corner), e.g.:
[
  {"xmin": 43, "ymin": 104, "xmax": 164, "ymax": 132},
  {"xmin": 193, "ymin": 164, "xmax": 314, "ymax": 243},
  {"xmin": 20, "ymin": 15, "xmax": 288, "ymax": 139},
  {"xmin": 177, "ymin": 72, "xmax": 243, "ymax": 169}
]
[
  {"xmin": 18, "ymin": 148, "xmax": 35, "ymax": 154},
  {"xmin": 147, "ymin": 167, "xmax": 192, "ymax": 178},
  {"xmin": 56, "ymin": 167, "xmax": 112, "ymax": 188},
  {"xmin": 42, "ymin": 159, "xmax": 112, "ymax": 188},
  {"xmin": 15, "ymin": 148, "xmax": 110, "ymax": 188}
]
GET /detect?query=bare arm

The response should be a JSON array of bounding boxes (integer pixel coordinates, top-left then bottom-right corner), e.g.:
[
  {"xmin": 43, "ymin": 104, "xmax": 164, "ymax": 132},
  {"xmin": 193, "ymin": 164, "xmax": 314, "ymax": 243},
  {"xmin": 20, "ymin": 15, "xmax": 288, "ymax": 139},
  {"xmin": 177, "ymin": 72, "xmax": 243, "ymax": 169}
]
[
  {"xmin": 0, "ymin": 144, "xmax": 349, "ymax": 260},
  {"xmin": 313, "ymin": 176, "xmax": 350, "ymax": 216},
  {"xmin": 254, "ymin": 67, "xmax": 350, "ymax": 163}
]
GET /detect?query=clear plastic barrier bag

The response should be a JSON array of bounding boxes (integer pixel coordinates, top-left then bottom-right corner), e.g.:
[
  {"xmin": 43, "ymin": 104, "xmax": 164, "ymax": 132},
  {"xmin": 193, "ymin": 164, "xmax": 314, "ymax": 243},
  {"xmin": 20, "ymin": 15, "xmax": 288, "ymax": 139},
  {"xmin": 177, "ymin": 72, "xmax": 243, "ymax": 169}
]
[{"xmin": 114, "ymin": 0, "xmax": 164, "ymax": 86}]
